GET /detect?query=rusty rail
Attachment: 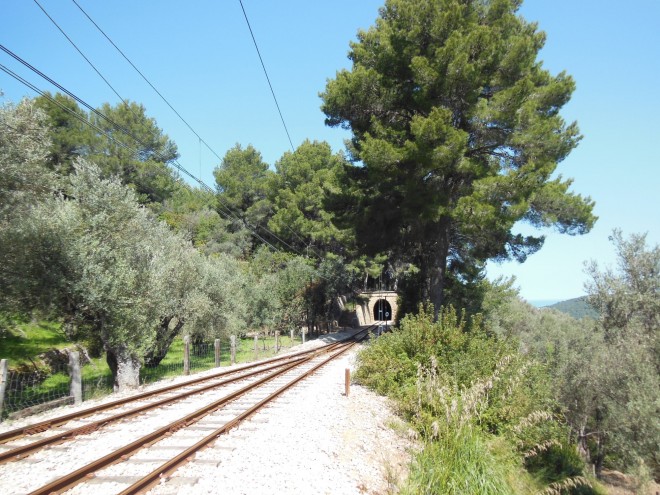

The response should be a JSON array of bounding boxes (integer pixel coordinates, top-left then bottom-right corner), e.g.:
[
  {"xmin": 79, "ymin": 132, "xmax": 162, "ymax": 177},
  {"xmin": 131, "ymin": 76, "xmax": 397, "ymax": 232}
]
[
  {"xmin": 0, "ymin": 330, "xmax": 360, "ymax": 445},
  {"xmin": 122, "ymin": 340, "xmax": 362, "ymax": 494},
  {"xmin": 0, "ymin": 356, "xmax": 306, "ymax": 464},
  {"xmin": 26, "ymin": 329, "xmax": 371, "ymax": 495}
]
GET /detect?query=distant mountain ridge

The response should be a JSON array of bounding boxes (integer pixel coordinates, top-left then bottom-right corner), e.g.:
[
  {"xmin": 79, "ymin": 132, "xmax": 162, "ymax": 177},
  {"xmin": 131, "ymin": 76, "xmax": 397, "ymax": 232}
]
[{"xmin": 544, "ymin": 296, "xmax": 599, "ymax": 320}]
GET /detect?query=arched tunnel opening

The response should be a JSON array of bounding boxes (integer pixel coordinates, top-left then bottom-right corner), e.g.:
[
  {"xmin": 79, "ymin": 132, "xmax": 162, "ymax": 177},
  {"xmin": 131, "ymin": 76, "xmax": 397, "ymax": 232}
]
[{"xmin": 373, "ymin": 299, "xmax": 392, "ymax": 321}]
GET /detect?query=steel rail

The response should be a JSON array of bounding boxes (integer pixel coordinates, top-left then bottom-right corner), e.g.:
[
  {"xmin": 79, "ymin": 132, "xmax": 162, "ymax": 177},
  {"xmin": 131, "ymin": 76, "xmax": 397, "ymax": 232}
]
[
  {"xmin": 26, "ymin": 335, "xmax": 366, "ymax": 495},
  {"xmin": 0, "ymin": 329, "xmax": 365, "ymax": 445},
  {"xmin": 121, "ymin": 339, "xmax": 364, "ymax": 494},
  {"xmin": 0, "ymin": 356, "xmax": 308, "ymax": 464}
]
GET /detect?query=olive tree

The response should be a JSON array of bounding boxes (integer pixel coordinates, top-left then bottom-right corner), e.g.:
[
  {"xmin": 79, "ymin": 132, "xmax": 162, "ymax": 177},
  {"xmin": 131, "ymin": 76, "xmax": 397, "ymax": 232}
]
[
  {"xmin": 14, "ymin": 162, "xmax": 210, "ymax": 390},
  {"xmin": 485, "ymin": 234, "xmax": 660, "ymax": 477},
  {"xmin": 0, "ymin": 96, "xmax": 57, "ymax": 317}
]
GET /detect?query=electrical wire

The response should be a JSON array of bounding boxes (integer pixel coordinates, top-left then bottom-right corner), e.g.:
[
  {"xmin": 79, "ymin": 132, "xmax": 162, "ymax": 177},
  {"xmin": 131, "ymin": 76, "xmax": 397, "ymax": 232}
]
[
  {"xmin": 2, "ymin": 12, "xmax": 328, "ymax": 269},
  {"xmin": 237, "ymin": 0, "xmax": 295, "ymax": 152},
  {"xmin": 0, "ymin": 65, "xmax": 173, "ymax": 203},
  {"xmin": 68, "ymin": 0, "xmax": 326, "ymax": 260},
  {"xmin": 31, "ymin": 0, "xmax": 143, "ymax": 124},
  {"xmin": 70, "ymin": 0, "xmax": 223, "ymax": 164},
  {"xmin": 0, "ymin": 56, "xmax": 302, "ymax": 256}
]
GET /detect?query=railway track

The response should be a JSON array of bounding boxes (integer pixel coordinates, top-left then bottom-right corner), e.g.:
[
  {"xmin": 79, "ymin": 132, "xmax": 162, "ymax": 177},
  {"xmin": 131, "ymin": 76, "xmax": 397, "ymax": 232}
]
[{"xmin": 0, "ymin": 326, "xmax": 376, "ymax": 494}]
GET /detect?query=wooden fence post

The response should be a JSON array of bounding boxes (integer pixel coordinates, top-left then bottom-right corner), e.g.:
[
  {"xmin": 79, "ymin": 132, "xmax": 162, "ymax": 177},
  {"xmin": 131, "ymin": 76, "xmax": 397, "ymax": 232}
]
[
  {"xmin": 345, "ymin": 368, "xmax": 350, "ymax": 397},
  {"xmin": 214, "ymin": 339, "xmax": 221, "ymax": 367},
  {"xmin": 253, "ymin": 334, "xmax": 258, "ymax": 360},
  {"xmin": 290, "ymin": 329, "xmax": 294, "ymax": 347},
  {"xmin": 302, "ymin": 327, "xmax": 306, "ymax": 345},
  {"xmin": 183, "ymin": 335, "xmax": 190, "ymax": 376},
  {"xmin": 275, "ymin": 331, "xmax": 280, "ymax": 352},
  {"xmin": 0, "ymin": 359, "xmax": 8, "ymax": 420},
  {"xmin": 230, "ymin": 335, "xmax": 236, "ymax": 365},
  {"xmin": 68, "ymin": 351, "xmax": 82, "ymax": 405}
]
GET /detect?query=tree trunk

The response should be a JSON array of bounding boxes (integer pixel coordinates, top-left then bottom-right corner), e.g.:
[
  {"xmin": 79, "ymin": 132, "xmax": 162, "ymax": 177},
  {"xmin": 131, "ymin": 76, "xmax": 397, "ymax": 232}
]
[
  {"xmin": 106, "ymin": 346, "xmax": 141, "ymax": 392},
  {"xmin": 593, "ymin": 431, "xmax": 606, "ymax": 478},
  {"xmin": 143, "ymin": 317, "xmax": 184, "ymax": 368},
  {"xmin": 427, "ymin": 233, "xmax": 450, "ymax": 321}
]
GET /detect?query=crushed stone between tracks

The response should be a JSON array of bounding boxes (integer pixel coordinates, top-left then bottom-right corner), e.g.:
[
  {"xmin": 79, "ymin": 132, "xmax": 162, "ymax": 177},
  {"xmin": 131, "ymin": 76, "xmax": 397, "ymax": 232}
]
[{"xmin": 0, "ymin": 329, "xmax": 416, "ymax": 495}]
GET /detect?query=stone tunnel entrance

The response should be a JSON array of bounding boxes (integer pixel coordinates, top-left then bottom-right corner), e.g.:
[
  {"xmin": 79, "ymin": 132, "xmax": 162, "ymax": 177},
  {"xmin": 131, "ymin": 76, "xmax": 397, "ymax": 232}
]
[
  {"xmin": 373, "ymin": 299, "xmax": 392, "ymax": 321},
  {"xmin": 353, "ymin": 291, "xmax": 398, "ymax": 326}
]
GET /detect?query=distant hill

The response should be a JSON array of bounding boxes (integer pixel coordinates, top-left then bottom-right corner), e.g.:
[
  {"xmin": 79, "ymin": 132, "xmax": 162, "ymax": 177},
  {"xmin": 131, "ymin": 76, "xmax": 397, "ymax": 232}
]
[{"xmin": 544, "ymin": 296, "xmax": 599, "ymax": 320}]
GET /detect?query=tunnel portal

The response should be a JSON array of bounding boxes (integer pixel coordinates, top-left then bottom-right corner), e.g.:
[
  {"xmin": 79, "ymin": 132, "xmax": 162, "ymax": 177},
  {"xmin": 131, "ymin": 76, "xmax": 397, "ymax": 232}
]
[{"xmin": 373, "ymin": 299, "xmax": 393, "ymax": 321}]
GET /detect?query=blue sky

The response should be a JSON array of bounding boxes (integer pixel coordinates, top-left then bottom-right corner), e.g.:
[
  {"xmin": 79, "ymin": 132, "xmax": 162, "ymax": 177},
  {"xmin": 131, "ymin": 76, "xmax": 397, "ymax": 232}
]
[{"xmin": 1, "ymin": 0, "xmax": 658, "ymax": 302}]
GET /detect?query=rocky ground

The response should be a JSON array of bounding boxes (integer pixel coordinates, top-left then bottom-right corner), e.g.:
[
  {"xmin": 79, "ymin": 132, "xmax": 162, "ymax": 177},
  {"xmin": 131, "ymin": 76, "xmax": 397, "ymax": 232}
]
[
  {"xmin": 0, "ymin": 331, "xmax": 417, "ymax": 495},
  {"xmin": 148, "ymin": 344, "xmax": 416, "ymax": 495}
]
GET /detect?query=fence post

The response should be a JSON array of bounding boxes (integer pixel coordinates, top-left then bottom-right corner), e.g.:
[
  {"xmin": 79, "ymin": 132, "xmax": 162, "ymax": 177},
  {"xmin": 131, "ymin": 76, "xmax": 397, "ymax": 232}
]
[
  {"xmin": 68, "ymin": 351, "xmax": 82, "ymax": 406},
  {"xmin": 275, "ymin": 331, "xmax": 280, "ymax": 352},
  {"xmin": 214, "ymin": 339, "xmax": 221, "ymax": 367},
  {"xmin": 183, "ymin": 335, "xmax": 190, "ymax": 376},
  {"xmin": 302, "ymin": 327, "xmax": 306, "ymax": 344},
  {"xmin": 290, "ymin": 329, "xmax": 294, "ymax": 347},
  {"xmin": 230, "ymin": 335, "xmax": 236, "ymax": 365},
  {"xmin": 253, "ymin": 334, "xmax": 258, "ymax": 360},
  {"xmin": 0, "ymin": 359, "xmax": 8, "ymax": 420}
]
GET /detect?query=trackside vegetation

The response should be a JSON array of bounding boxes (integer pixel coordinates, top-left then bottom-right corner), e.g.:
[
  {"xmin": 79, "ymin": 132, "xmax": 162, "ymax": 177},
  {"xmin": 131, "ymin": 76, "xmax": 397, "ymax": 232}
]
[
  {"xmin": 356, "ymin": 306, "xmax": 602, "ymax": 494},
  {"xmin": 355, "ymin": 229, "xmax": 659, "ymax": 492}
]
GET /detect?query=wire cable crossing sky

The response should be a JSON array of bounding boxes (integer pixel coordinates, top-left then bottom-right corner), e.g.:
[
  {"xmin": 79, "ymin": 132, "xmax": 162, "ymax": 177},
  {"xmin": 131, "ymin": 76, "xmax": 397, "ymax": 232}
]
[{"xmin": 1, "ymin": 0, "xmax": 658, "ymax": 301}]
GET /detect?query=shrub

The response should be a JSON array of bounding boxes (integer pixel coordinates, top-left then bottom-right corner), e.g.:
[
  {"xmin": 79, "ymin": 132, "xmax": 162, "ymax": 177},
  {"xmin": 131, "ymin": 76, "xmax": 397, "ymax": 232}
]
[
  {"xmin": 402, "ymin": 428, "xmax": 524, "ymax": 495},
  {"xmin": 356, "ymin": 304, "xmax": 600, "ymax": 494}
]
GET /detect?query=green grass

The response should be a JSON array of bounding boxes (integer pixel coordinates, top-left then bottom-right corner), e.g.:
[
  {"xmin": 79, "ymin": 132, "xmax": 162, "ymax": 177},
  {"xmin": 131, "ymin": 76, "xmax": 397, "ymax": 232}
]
[
  {"xmin": 140, "ymin": 333, "xmax": 304, "ymax": 383},
  {"xmin": 403, "ymin": 429, "xmax": 534, "ymax": 495},
  {"xmin": 356, "ymin": 306, "xmax": 601, "ymax": 495},
  {"xmin": 1, "ymin": 319, "xmax": 307, "ymax": 415},
  {"xmin": 0, "ymin": 320, "xmax": 68, "ymax": 366}
]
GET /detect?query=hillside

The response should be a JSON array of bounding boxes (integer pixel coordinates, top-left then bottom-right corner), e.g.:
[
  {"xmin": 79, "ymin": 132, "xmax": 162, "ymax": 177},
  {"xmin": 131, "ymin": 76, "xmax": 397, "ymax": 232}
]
[{"xmin": 546, "ymin": 296, "xmax": 599, "ymax": 320}]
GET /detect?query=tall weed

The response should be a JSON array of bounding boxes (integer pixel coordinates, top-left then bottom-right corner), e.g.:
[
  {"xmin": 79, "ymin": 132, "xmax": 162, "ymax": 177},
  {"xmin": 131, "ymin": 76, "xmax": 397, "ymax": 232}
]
[{"xmin": 356, "ymin": 305, "xmax": 598, "ymax": 494}]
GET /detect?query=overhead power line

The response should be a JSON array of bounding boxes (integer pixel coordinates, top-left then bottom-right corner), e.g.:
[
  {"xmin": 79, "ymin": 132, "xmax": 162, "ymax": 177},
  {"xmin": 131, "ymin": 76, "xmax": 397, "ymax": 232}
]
[
  {"xmin": 9, "ymin": 0, "xmax": 327, "ymax": 264},
  {"xmin": 64, "ymin": 0, "xmax": 320, "ymax": 260},
  {"xmin": 69, "ymin": 0, "xmax": 223, "ymax": 164},
  {"xmin": 238, "ymin": 0, "xmax": 295, "ymax": 152},
  {"xmin": 0, "ymin": 52, "xmax": 295, "ymax": 256},
  {"xmin": 31, "ymin": 0, "xmax": 140, "ymax": 120},
  {"xmin": 66, "ymin": 0, "xmax": 324, "ymax": 260}
]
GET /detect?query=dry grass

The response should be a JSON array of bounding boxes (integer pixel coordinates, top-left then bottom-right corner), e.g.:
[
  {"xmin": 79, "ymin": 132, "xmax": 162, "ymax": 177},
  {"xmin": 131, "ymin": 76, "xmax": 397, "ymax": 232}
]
[{"xmin": 598, "ymin": 469, "xmax": 660, "ymax": 495}]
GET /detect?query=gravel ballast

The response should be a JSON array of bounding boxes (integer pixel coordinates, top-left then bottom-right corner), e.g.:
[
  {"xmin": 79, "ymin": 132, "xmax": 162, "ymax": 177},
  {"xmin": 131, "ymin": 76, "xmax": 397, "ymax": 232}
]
[{"xmin": 0, "ymin": 333, "xmax": 415, "ymax": 495}]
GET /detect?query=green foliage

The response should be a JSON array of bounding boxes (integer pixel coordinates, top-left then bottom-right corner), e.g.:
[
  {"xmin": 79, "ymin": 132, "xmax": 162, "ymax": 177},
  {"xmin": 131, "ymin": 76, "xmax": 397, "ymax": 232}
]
[
  {"xmin": 0, "ymin": 93, "xmax": 356, "ymax": 390},
  {"xmin": 486, "ymin": 235, "xmax": 660, "ymax": 480},
  {"xmin": 355, "ymin": 305, "xmax": 510, "ymax": 397},
  {"xmin": 214, "ymin": 144, "xmax": 272, "ymax": 217},
  {"xmin": 34, "ymin": 94, "xmax": 180, "ymax": 204},
  {"xmin": 0, "ymin": 160, "xmax": 248, "ymax": 390},
  {"xmin": 0, "ymin": 319, "xmax": 67, "ymax": 366},
  {"xmin": 403, "ymin": 430, "xmax": 527, "ymax": 495},
  {"xmin": 357, "ymin": 304, "xmax": 598, "ymax": 493},
  {"xmin": 158, "ymin": 185, "xmax": 244, "ymax": 257},
  {"xmin": 0, "ymin": 97, "xmax": 55, "ymax": 215},
  {"xmin": 546, "ymin": 297, "xmax": 598, "ymax": 320},
  {"xmin": 246, "ymin": 249, "xmax": 316, "ymax": 333},
  {"xmin": 213, "ymin": 144, "xmax": 273, "ymax": 255},
  {"xmin": 34, "ymin": 92, "xmax": 92, "ymax": 175},
  {"xmin": 87, "ymin": 101, "xmax": 180, "ymax": 204},
  {"xmin": 0, "ymin": 97, "xmax": 61, "ymax": 315},
  {"xmin": 268, "ymin": 140, "xmax": 351, "ymax": 254},
  {"xmin": 585, "ymin": 229, "xmax": 659, "ymax": 342},
  {"xmin": 322, "ymin": 0, "xmax": 596, "ymax": 311}
]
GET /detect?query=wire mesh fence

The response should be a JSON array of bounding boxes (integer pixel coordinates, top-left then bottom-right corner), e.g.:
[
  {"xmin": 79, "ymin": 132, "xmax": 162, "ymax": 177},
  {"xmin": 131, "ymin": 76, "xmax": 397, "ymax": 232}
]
[
  {"xmin": 1, "ymin": 362, "xmax": 71, "ymax": 416},
  {"xmin": 0, "ymin": 331, "xmax": 308, "ymax": 420}
]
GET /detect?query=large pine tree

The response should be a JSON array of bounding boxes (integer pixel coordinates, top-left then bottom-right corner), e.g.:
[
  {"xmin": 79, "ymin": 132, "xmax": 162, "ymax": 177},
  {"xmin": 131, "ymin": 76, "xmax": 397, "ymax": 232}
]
[{"xmin": 322, "ymin": 0, "xmax": 596, "ymax": 313}]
